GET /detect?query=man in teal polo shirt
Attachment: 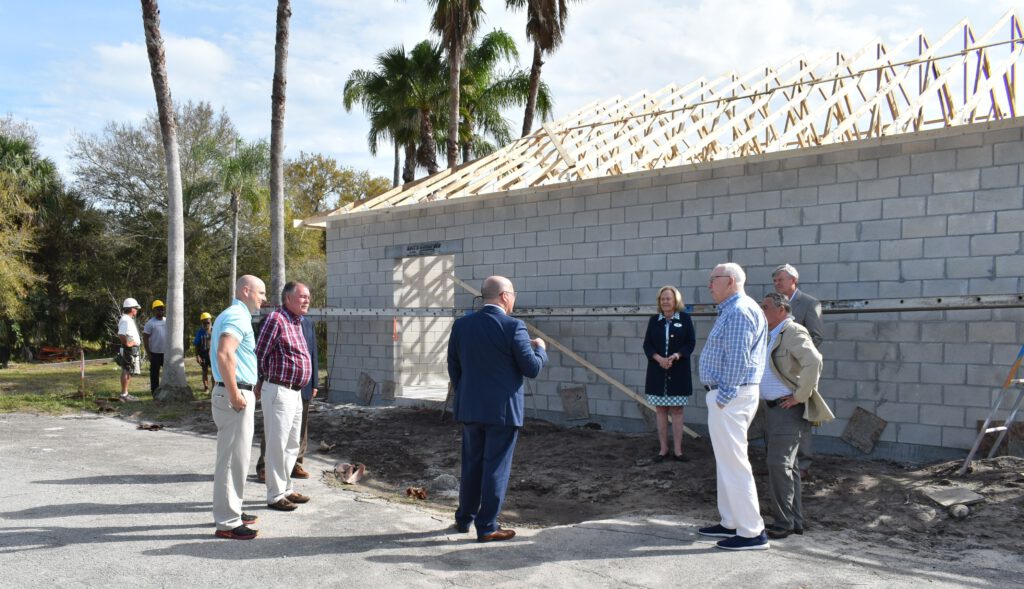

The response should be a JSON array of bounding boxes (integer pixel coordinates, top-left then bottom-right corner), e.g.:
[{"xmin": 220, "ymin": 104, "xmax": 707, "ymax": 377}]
[{"xmin": 210, "ymin": 274, "xmax": 267, "ymax": 540}]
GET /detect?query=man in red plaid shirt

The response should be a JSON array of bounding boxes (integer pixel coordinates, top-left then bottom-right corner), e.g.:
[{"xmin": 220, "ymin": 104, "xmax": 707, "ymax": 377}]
[{"xmin": 255, "ymin": 281, "xmax": 313, "ymax": 511}]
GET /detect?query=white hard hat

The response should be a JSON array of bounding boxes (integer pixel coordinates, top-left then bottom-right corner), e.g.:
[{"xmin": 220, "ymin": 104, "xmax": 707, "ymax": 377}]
[{"xmin": 122, "ymin": 298, "xmax": 141, "ymax": 309}]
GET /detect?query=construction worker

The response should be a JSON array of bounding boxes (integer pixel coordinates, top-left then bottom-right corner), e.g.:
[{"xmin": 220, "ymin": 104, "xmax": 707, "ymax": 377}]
[
  {"xmin": 195, "ymin": 312, "xmax": 214, "ymax": 392},
  {"xmin": 143, "ymin": 300, "xmax": 167, "ymax": 397}
]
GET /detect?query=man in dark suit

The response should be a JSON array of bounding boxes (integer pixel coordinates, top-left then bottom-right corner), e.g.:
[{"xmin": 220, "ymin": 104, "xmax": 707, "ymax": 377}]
[
  {"xmin": 772, "ymin": 263, "xmax": 824, "ymax": 476},
  {"xmin": 448, "ymin": 276, "xmax": 548, "ymax": 543}
]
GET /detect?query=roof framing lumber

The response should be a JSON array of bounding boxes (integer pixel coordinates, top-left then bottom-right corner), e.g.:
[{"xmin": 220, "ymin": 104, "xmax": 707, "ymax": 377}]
[{"xmin": 302, "ymin": 11, "xmax": 1023, "ymax": 228}]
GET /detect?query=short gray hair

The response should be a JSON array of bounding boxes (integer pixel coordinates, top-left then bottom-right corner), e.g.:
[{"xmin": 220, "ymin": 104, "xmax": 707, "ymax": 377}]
[
  {"xmin": 716, "ymin": 263, "xmax": 746, "ymax": 287},
  {"xmin": 773, "ymin": 263, "xmax": 799, "ymax": 281}
]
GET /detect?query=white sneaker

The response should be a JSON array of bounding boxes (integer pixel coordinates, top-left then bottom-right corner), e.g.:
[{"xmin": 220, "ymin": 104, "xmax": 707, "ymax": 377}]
[{"xmin": 119, "ymin": 393, "xmax": 139, "ymax": 402}]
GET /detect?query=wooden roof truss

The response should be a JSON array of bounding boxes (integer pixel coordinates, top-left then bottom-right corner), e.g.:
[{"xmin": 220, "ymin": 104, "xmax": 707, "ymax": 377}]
[{"xmin": 309, "ymin": 11, "xmax": 1023, "ymax": 223}]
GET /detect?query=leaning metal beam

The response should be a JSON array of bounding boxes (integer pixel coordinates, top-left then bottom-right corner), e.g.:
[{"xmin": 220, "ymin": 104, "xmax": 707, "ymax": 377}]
[{"xmin": 300, "ymin": 294, "xmax": 1024, "ymax": 319}]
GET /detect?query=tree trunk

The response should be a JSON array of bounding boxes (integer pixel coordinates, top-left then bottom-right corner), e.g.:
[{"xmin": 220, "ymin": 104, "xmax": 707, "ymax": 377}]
[
  {"xmin": 402, "ymin": 143, "xmax": 416, "ymax": 184},
  {"xmin": 229, "ymin": 192, "xmax": 239, "ymax": 301},
  {"xmin": 446, "ymin": 41, "xmax": 463, "ymax": 169},
  {"xmin": 462, "ymin": 142, "xmax": 470, "ymax": 164},
  {"xmin": 392, "ymin": 140, "xmax": 400, "ymax": 188},
  {"xmin": 522, "ymin": 43, "xmax": 544, "ymax": 137},
  {"xmin": 140, "ymin": 0, "xmax": 192, "ymax": 401},
  {"xmin": 269, "ymin": 0, "xmax": 291, "ymax": 306},
  {"xmin": 417, "ymin": 109, "xmax": 439, "ymax": 175}
]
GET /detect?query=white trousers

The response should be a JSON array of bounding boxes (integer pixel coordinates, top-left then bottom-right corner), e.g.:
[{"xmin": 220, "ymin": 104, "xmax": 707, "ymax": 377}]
[
  {"xmin": 707, "ymin": 385, "xmax": 765, "ymax": 538},
  {"xmin": 262, "ymin": 382, "xmax": 303, "ymax": 503},
  {"xmin": 212, "ymin": 386, "xmax": 255, "ymax": 531}
]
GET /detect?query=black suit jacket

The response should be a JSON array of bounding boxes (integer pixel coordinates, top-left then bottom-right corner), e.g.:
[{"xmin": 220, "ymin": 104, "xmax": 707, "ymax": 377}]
[{"xmin": 642, "ymin": 312, "xmax": 695, "ymax": 396}]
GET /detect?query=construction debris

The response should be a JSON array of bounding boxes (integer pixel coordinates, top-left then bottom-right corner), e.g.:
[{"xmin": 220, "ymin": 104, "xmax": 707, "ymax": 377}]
[
  {"xmin": 406, "ymin": 486, "xmax": 427, "ymax": 500},
  {"xmin": 334, "ymin": 462, "xmax": 366, "ymax": 485}
]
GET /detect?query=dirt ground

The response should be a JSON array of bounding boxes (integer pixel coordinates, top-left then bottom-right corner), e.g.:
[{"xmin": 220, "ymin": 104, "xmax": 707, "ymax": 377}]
[{"xmin": 183, "ymin": 402, "xmax": 1024, "ymax": 558}]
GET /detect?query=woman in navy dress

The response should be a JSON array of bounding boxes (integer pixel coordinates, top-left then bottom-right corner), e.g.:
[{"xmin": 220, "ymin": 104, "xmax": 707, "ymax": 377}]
[{"xmin": 642, "ymin": 285, "xmax": 696, "ymax": 462}]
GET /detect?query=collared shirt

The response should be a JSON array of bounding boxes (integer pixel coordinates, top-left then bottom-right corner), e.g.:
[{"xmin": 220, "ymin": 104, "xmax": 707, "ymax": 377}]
[
  {"xmin": 759, "ymin": 318, "xmax": 793, "ymax": 401},
  {"xmin": 143, "ymin": 317, "xmax": 167, "ymax": 354},
  {"xmin": 210, "ymin": 299, "xmax": 258, "ymax": 385},
  {"xmin": 117, "ymin": 314, "xmax": 140, "ymax": 346},
  {"xmin": 483, "ymin": 303, "xmax": 506, "ymax": 314},
  {"xmin": 699, "ymin": 292, "xmax": 768, "ymax": 405},
  {"xmin": 255, "ymin": 306, "xmax": 312, "ymax": 389}
]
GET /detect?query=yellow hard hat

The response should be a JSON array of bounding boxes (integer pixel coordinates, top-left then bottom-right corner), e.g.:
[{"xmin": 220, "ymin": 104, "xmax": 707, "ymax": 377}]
[
  {"xmin": 152, "ymin": 299, "xmax": 165, "ymax": 309},
  {"xmin": 200, "ymin": 312, "xmax": 212, "ymax": 321}
]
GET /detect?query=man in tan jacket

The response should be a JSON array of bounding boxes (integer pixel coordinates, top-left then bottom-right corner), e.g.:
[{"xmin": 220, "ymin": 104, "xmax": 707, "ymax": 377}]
[{"xmin": 754, "ymin": 292, "xmax": 835, "ymax": 539}]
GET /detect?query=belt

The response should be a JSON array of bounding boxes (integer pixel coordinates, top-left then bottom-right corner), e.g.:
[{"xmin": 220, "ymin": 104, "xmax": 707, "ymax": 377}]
[
  {"xmin": 267, "ymin": 378, "xmax": 302, "ymax": 391},
  {"xmin": 704, "ymin": 383, "xmax": 752, "ymax": 392},
  {"xmin": 765, "ymin": 398, "xmax": 802, "ymax": 408},
  {"xmin": 216, "ymin": 381, "xmax": 255, "ymax": 391}
]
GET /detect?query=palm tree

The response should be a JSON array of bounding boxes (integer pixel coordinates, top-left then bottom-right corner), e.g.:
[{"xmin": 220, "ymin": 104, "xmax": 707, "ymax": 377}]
[
  {"xmin": 140, "ymin": 0, "xmax": 190, "ymax": 401},
  {"xmin": 428, "ymin": 0, "xmax": 485, "ymax": 169},
  {"xmin": 506, "ymin": 0, "xmax": 577, "ymax": 136},
  {"xmin": 218, "ymin": 139, "xmax": 270, "ymax": 301},
  {"xmin": 269, "ymin": 0, "xmax": 291, "ymax": 306},
  {"xmin": 457, "ymin": 29, "xmax": 553, "ymax": 162},
  {"xmin": 406, "ymin": 40, "xmax": 448, "ymax": 175},
  {"xmin": 344, "ymin": 46, "xmax": 419, "ymax": 187}
]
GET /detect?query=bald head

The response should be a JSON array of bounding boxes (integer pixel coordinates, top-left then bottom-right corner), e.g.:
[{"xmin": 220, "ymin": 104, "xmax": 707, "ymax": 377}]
[
  {"xmin": 481, "ymin": 276, "xmax": 512, "ymax": 302},
  {"xmin": 236, "ymin": 274, "xmax": 267, "ymax": 313},
  {"xmin": 481, "ymin": 276, "xmax": 516, "ymax": 313}
]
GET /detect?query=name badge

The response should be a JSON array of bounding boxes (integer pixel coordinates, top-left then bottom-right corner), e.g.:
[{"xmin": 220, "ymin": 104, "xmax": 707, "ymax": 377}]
[{"xmin": 673, "ymin": 323, "xmax": 682, "ymax": 328}]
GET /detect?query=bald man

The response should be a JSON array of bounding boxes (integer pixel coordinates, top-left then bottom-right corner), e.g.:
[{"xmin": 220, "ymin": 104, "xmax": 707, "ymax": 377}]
[
  {"xmin": 210, "ymin": 275, "xmax": 267, "ymax": 540},
  {"xmin": 448, "ymin": 276, "xmax": 547, "ymax": 542}
]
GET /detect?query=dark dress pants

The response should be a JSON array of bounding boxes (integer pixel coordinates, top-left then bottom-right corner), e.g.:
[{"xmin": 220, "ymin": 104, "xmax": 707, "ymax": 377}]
[{"xmin": 456, "ymin": 422, "xmax": 519, "ymax": 537}]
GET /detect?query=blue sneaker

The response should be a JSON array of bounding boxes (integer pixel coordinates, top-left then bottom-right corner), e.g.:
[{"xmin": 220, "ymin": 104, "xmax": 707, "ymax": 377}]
[
  {"xmin": 716, "ymin": 531, "xmax": 770, "ymax": 551},
  {"xmin": 698, "ymin": 524, "xmax": 737, "ymax": 538}
]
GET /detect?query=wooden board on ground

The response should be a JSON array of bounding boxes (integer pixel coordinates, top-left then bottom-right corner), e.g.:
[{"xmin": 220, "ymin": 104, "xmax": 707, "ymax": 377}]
[
  {"xmin": 357, "ymin": 372, "xmax": 377, "ymax": 406},
  {"xmin": 380, "ymin": 380, "xmax": 396, "ymax": 401},
  {"xmin": 841, "ymin": 406, "xmax": 888, "ymax": 454},
  {"xmin": 919, "ymin": 486, "xmax": 985, "ymax": 507},
  {"xmin": 559, "ymin": 385, "xmax": 590, "ymax": 420}
]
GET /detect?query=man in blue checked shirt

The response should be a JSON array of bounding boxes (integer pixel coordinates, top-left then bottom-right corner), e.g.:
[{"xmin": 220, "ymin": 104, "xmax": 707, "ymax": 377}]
[{"xmin": 697, "ymin": 263, "xmax": 770, "ymax": 551}]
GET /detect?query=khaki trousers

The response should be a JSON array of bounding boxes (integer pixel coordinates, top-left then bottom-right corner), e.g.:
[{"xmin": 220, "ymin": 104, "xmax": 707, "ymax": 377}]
[
  {"xmin": 262, "ymin": 382, "xmax": 303, "ymax": 503},
  {"xmin": 211, "ymin": 386, "xmax": 255, "ymax": 531}
]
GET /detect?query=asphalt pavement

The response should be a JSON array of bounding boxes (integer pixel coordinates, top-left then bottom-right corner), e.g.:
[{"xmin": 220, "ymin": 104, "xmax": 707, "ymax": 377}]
[{"xmin": 0, "ymin": 412, "xmax": 1018, "ymax": 588}]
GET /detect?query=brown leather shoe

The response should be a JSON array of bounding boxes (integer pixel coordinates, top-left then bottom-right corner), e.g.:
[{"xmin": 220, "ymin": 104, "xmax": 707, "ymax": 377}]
[
  {"xmin": 478, "ymin": 529, "xmax": 516, "ymax": 543},
  {"xmin": 291, "ymin": 464, "xmax": 310, "ymax": 479},
  {"xmin": 257, "ymin": 468, "xmax": 266, "ymax": 483},
  {"xmin": 285, "ymin": 492, "xmax": 310, "ymax": 504},
  {"xmin": 267, "ymin": 498, "xmax": 297, "ymax": 511}
]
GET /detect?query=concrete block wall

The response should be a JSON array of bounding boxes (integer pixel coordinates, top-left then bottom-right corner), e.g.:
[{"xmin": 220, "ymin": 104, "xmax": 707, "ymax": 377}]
[{"xmin": 325, "ymin": 119, "xmax": 1024, "ymax": 457}]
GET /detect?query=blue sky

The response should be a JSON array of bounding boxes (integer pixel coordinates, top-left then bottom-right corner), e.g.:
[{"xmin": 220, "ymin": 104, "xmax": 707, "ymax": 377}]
[{"xmin": 1, "ymin": 0, "xmax": 1017, "ymax": 182}]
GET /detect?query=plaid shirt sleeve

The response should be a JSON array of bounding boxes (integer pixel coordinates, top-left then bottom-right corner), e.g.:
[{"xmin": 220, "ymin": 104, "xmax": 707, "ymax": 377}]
[
  {"xmin": 254, "ymin": 311, "xmax": 281, "ymax": 379},
  {"xmin": 714, "ymin": 309, "xmax": 760, "ymax": 405}
]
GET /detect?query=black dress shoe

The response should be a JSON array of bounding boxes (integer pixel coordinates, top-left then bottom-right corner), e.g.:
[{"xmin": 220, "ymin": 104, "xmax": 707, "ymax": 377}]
[
  {"xmin": 653, "ymin": 453, "xmax": 668, "ymax": 463},
  {"xmin": 766, "ymin": 525, "xmax": 794, "ymax": 539},
  {"xmin": 454, "ymin": 523, "xmax": 470, "ymax": 533},
  {"xmin": 673, "ymin": 453, "xmax": 689, "ymax": 462}
]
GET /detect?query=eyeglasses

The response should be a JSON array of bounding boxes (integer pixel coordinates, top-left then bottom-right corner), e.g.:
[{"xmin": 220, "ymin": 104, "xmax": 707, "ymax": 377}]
[
  {"xmin": 501, "ymin": 290, "xmax": 516, "ymax": 298},
  {"xmin": 709, "ymin": 275, "xmax": 730, "ymax": 283}
]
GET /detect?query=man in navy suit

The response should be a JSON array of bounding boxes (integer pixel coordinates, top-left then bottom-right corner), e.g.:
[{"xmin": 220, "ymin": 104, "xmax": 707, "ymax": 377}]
[{"xmin": 448, "ymin": 276, "xmax": 548, "ymax": 542}]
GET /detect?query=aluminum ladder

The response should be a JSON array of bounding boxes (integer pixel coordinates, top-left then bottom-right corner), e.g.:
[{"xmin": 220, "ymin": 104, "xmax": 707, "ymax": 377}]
[{"xmin": 958, "ymin": 343, "xmax": 1024, "ymax": 475}]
